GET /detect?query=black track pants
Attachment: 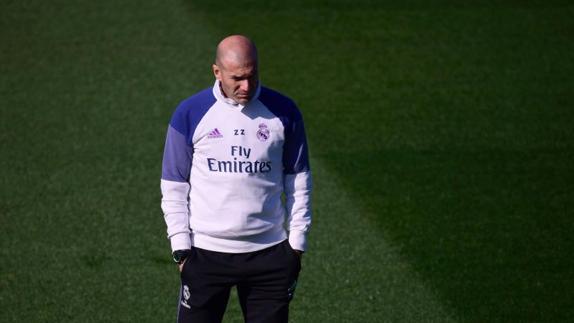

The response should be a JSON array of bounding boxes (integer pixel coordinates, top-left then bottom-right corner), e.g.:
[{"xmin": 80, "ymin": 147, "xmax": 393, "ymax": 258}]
[{"xmin": 177, "ymin": 240, "xmax": 301, "ymax": 323}]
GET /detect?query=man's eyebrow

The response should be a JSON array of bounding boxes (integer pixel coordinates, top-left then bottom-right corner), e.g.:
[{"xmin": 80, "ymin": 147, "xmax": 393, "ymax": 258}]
[{"xmin": 232, "ymin": 72, "xmax": 255, "ymax": 79}]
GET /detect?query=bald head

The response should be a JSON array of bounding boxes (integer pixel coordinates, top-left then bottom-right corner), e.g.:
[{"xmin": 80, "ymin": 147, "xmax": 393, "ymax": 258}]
[
  {"xmin": 212, "ymin": 35, "xmax": 259, "ymax": 105},
  {"xmin": 215, "ymin": 35, "xmax": 258, "ymax": 68}
]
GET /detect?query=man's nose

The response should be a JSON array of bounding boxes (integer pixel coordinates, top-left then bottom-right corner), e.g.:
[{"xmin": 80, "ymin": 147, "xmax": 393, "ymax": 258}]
[{"xmin": 239, "ymin": 80, "xmax": 250, "ymax": 92}]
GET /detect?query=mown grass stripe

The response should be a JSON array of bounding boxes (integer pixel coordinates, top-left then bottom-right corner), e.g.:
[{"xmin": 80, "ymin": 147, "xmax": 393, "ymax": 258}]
[{"xmin": 286, "ymin": 157, "xmax": 458, "ymax": 322}]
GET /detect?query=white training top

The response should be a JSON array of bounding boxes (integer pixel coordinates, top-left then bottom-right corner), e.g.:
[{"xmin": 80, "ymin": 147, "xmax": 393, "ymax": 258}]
[{"xmin": 161, "ymin": 81, "xmax": 312, "ymax": 253}]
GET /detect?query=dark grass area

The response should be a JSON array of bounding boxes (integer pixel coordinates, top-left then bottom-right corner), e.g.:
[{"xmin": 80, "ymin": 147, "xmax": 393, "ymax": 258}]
[
  {"xmin": 1, "ymin": 1, "xmax": 210, "ymax": 321},
  {"xmin": 189, "ymin": 0, "xmax": 574, "ymax": 321},
  {"xmin": 2, "ymin": 0, "xmax": 574, "ymax": 322},
  {"xmin": 327, "ymin": 149, "xmax": 573, "ymax": 320}
]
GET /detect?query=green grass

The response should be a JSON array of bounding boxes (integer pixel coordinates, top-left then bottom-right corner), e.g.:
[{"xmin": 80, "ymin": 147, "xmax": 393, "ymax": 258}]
[{"xmin": 2, "ymin": 0, "xmax": 573, "ymax": 322}]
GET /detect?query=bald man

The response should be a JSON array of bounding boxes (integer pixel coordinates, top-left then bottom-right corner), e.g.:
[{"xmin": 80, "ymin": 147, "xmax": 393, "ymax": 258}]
[{"xmin": 160, "ymin": 35, "xmax": 312, "ymax": 323}]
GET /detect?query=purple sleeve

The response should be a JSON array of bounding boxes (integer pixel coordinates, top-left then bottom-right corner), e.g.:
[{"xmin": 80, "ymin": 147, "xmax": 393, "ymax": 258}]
[
  {"xmin": 161, "ymin": 88, "xmax": 216, "ymax": 182},
  {"xmin": 161, "ymin": 125, "xmax": 193, "ymax": 182},
  {"xmin": 283, "ymin": 115, "xmax": 310, "ymax": 174}
]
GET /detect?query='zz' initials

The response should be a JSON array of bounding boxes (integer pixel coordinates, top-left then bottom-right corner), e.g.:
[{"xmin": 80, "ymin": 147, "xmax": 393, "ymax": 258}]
[{"xmin": 234, "ymin": 129, "xmax": 245, "ymax": 135}]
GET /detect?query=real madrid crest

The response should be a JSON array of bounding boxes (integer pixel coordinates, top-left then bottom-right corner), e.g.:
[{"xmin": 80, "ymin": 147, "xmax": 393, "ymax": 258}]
[
  {"xmin": 180, "ymin": 284, "xmax": 191, "ymax": 309},
  {"xmin": 183, "ymin": 285, "xmax": 191, "ymax": 301},
  {"xmin": 256, "ymin": 123, "xmax": 270, "ymax": 142}
]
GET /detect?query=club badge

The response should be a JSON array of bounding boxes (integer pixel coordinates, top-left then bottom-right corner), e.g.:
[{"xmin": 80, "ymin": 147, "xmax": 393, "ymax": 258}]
[
  {"xmin": 183, "ymin": 285, "xmax": 191, "ymax": 301},
  {"xmin": 256, "ymin": 123, "xmax": 270, "ymax": 142},
  {"xmin": 181, "ymin": 285, "xmax": 191, "ymax": 309}
]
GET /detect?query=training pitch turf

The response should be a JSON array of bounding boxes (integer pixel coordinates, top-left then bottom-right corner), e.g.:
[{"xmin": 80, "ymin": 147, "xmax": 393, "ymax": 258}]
[{"xmin": 1, "ymin": 0, "xmax": 573, "ymax": 322}]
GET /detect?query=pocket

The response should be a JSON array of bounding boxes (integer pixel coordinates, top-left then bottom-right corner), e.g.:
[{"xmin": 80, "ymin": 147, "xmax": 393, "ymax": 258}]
[
  {"xmin": 285, "ymin": 241, "xmax": 301, "ymax": 257},
  {"xmin": 180, "ymin": 258, "xmax": 191, "ymax": 274},
  {"xmin": 284, "ymin": 241, "xmax": 302, "ymax": 270},
  {"xmin": 179, "ymin": 248, "xmax": 196, "ymax": 277}
]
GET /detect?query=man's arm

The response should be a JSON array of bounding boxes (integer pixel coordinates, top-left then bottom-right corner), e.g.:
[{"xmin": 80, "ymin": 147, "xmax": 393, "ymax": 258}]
[
  {"xmin": 284, "ymin": 171, "xmax": 312, "ymax": 253},
  {"xmin": 283, "ymin": 110, "xmax": 312, "ymax": 253},
  {"xmin": 160, "ymin": 124, "xmax": 193, "ymax": 252}
]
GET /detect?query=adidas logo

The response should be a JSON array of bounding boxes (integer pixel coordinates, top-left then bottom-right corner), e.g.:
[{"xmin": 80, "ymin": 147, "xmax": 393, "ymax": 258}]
[{"xmin": 207, "ymin": 128, "xmax": 223, "ymax": 138}]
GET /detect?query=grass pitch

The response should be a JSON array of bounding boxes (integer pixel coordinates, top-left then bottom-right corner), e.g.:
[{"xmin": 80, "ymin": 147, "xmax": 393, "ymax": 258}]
[{"xmin": 2, "ymin": 0, "xmax": 573, "ymax": 322}]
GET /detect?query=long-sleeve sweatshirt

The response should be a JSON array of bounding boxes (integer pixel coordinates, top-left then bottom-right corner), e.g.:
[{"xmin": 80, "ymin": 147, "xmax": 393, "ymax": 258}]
[{"xmin": 160, "ymin": 81, "xmax": 312, "ymax": 253}]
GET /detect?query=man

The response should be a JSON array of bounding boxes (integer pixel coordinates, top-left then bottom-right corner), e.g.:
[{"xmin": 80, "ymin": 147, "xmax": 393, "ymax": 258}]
[{"xmin": 160, "ymin": 35, "xmax": 312, "ymax": 323}]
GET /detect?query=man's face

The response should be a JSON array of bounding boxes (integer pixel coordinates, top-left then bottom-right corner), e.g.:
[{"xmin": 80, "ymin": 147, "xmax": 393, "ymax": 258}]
[{"xmin": 213, "ymin": 59, "xmax": 258, "ymax": 105}]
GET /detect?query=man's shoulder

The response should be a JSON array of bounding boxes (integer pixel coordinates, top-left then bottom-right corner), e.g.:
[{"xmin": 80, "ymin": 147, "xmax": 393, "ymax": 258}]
[
  {"xmin": 170, "ymin": 87, "xmax": 216, "ymax": 133},
  {"xmin": 259, "ymin": 86, "xmax": 302, "ymax": 121},
  {"xmin": 177, "ymin": 87, "xmax": 216, "ymax": 112}
]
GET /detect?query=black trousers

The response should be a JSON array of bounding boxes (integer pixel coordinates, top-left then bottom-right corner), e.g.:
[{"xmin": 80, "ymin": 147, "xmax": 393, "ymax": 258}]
[{"xmin": 177, "ymin": 240, "xmax": 301, "ymax": 323}]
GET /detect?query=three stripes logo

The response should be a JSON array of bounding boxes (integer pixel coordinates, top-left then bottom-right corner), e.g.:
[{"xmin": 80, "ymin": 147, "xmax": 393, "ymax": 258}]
[{"xmin": 207, "ymin": 128, "xmax": 223, "ymax": 139}]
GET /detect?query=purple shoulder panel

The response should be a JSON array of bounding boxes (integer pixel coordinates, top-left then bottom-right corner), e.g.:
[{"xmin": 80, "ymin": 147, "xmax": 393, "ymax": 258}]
[
  {"xmin": 258, "ymin": 87, "xmax": 310, "ymax": 174},
  {"xmin": 162, "ymin": 126, "xmax": 193, "ymax": 182},
  {"xmin": 161, "ymin": 88, "xmax": 216, "ymax": 182}
]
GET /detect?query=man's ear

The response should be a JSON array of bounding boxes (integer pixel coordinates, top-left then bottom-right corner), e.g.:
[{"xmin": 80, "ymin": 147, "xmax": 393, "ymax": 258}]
[{"xmin": 212, "ymin": 64, "xmax": 221, "ymax": 80}]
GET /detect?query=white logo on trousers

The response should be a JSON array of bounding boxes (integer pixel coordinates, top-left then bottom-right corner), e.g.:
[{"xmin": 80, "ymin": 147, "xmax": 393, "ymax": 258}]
[{"xmin": 181, "ymin": 285, "xmax": 191, "ymax": 309}]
